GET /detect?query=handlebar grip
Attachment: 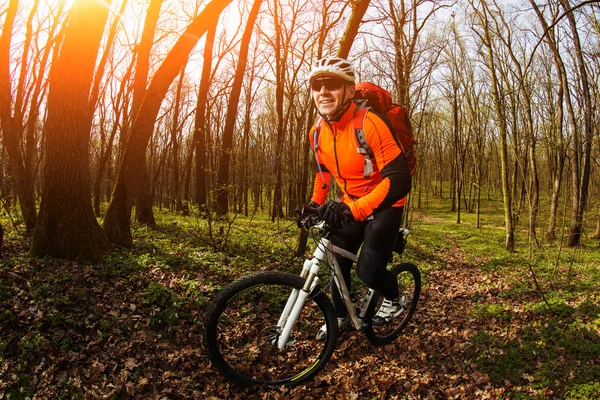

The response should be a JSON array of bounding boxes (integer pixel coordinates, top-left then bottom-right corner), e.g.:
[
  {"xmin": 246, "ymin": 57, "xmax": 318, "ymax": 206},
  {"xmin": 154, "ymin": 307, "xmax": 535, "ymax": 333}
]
[{"xmin": 300, "ymin": 205, "xmax": 319, "ymax": 215}]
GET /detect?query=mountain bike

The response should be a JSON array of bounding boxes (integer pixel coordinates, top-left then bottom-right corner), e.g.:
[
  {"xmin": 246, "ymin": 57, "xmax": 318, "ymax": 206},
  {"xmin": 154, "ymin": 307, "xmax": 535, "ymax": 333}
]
[{"xmin": 203, "ymin": 207, "xmax": 421, "ymax": 387}]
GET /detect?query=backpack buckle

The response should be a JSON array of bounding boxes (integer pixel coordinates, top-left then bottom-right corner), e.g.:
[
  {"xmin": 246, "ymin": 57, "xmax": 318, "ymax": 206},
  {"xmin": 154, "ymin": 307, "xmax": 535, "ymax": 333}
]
[{"xmin": 363, "ymin": 157, "xmax": 373, "ymax": 179}]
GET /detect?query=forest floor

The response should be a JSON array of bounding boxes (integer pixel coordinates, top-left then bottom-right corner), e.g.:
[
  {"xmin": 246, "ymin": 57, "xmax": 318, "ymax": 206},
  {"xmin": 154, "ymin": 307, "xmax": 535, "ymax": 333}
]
[{"xmin": 1, "ymin": 208, "xmax": 599, "ymax": 399}]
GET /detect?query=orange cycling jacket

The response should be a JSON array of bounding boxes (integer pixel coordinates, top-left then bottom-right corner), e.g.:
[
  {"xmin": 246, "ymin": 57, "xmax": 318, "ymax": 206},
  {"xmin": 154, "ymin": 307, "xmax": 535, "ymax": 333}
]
[{"xmin": 310, "ymin": 102, "xmax": 412, "ymax": 221}]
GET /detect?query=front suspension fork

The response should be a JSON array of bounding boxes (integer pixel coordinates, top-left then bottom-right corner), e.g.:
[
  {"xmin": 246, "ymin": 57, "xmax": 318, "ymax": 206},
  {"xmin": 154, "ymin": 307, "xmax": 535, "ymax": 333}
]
[{"xmin": 276, "ymin": 258, "xmax": 321, "ymax": 349}]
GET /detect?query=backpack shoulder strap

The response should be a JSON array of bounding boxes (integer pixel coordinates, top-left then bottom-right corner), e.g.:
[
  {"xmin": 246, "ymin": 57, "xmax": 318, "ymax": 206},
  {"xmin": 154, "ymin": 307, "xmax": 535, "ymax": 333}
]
[
  {"xmin": 352, "ymin": 107, "xmax": 375, "ymax": 179},
  {"xmin": 312, "ymin": 117, "xmax": 322, "ymax": 152},
  {"xmin": 353, "ymin": 107, "xmax": 375, "ymax": 159}
]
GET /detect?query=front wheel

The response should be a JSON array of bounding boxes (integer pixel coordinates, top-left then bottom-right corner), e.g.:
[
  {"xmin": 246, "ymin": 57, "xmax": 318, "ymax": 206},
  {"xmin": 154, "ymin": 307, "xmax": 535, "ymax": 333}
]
[
  {"xmin": 203, "ymin": 271, "xmax": 338, "ymax": 386},
  {"xmin": 363, "ymin": 262, "xmax": 421, "ymax": 345}
]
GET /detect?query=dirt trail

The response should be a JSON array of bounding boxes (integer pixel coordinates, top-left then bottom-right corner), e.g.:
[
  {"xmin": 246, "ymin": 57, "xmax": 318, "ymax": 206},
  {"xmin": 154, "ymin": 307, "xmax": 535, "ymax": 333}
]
[{"xmin": 204, "ymin": 239, "xmax": 504, "ymax": 399}]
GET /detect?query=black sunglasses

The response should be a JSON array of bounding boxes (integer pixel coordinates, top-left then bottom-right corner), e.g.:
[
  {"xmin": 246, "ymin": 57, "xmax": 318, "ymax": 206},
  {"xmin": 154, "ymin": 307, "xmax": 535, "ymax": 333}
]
[{"xmin": 311, "ymin": 78, "xmax": 345, "ymax": 92}]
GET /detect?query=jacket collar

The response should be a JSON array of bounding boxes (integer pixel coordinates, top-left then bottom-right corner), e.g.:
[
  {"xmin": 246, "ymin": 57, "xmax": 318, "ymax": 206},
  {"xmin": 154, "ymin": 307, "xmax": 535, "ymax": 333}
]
[{"xmin": 330, "ymin": 102, "xmax": 356, "ymax": 129}]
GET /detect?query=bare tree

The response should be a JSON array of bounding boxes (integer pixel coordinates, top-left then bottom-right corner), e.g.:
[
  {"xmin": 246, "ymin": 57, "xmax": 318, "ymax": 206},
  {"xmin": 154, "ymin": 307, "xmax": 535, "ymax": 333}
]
[
  {"xmin": 0, "ymin": 0, "xmax": 40, "ymax": 232},
  {"xmin": 559, "ymin": 0, "xmax": 594, "ymax": 247},
  {"xmin": 128, "ymin": 0, "xmax": 163, "ymax": 226},
  {"xmin": 194, "ymin": 25, "xmax": 217, "ymax": 211},
  {"xmin": 93, "ymin": 52, "xmax": 136, "ymax": 215},
  {"xmin": 530, "ymin": 0, "xmax": 570, "ymax": 241},
  {"xmin": 269, "ymin": 0, "xmax": 287, "ymax": 220},
  {"xmin": 488, "ymin": 0, "xmax": 540, "ymax": 243},
  {"xmin": 102, "ymin": 0, "xmax": 233, "ymax": 247},
  {"xmin": 469, "ymin": 0, "xmax": 515, "ymax": 252},
  {"xmin": 215, "ymin": 0, "xmax": 263, "ymax": 215}
]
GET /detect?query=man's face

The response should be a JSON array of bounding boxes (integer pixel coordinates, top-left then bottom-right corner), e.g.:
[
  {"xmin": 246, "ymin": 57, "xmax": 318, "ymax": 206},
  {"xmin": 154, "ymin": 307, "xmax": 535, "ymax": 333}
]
[{"xmin": 311, "ymin": 77, "xmax": 354, "ymax": 117}]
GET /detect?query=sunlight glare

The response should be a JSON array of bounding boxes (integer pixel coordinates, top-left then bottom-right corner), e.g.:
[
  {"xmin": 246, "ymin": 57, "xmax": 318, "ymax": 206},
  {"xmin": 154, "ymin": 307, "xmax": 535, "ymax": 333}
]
[
  {"xmin": 45, "ymin": 0, "xmax": 74, "ymax": 9},
  {"xmin": 44, "ymin": 0, "xmax": 115, "ymax": 13}
]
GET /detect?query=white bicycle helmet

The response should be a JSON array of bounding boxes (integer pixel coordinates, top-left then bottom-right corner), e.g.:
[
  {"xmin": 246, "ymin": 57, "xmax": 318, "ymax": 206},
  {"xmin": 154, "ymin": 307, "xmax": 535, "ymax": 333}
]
[{"xmin": 308, "ymin": 57, "xmax": 356, "ymax": 84}]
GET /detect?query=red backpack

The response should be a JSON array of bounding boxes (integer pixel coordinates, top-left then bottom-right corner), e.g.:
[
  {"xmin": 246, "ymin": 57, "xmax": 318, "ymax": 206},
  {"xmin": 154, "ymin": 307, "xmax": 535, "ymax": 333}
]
[{"xmin": 352, "ymin": 82, "xmax": 417, "ymax": 176}]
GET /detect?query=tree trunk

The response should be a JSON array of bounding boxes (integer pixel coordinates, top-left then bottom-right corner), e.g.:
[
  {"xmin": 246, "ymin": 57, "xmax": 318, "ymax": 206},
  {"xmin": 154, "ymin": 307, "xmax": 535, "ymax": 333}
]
[
  {"xmin": 337, "ymin": 0, "xmax": 371, "ymax": 58},
  {"xmin": 134, "ymin": 164, "xmax": 156, "ymax": 226},
  {"xmin": 240, "ymin": 77, "xmax": 254, "ymax": 216},
  {"xmin": 182, "ymin": 141, "xmax": 194, "ymax": 206},
  {"xmin": 545, "ymin": 80, "xmax": 565, "ymax": 240},
  {"xmin": 194, "ymin": 25, "xmax": 217, "ymax": 211},
  {"xmin": 89, "ymin": 0, "xmax": 128, "ymax": 215},
  {"xmin": 529, "ymin": 0, "xmax": 568, "ymax": 241},
  {"xmin": 493, "ymin": 2, "xmax": 540, "ymax": 242},
  {"xmin": 169, "ymin": 64, "xmax": 187, "ymax": 211},
  {"xmin": 30, "ymin": 0, "xmax": 112, "ymax": 261},
  {"xmin": 472, "ymin": 0, "xmax": 514, "ymax": 251},
  {"xmin": 592, "ymin": 218, "xmax": 600, "ymax": 239},
  {"xmin": 271, "ymin": 0, "xmax": 286, "ymax": 221},
  {"xmin": 560, "ymin": 0, "xmax": 593, "ymax": 247},
  {"xmin": 130, "ymin": 0, "xmax": 163, "ymax": 226},
  {"xmin": 130, "ymin": 0, "xmax": 163, "ymax": 125},
  {"xmin": 215, "ymin": 0, "xmax": 262, "ymax": 216},
  {"xmin": 452, "ymin": 84, "xmax": 461, "ymax": 224}
]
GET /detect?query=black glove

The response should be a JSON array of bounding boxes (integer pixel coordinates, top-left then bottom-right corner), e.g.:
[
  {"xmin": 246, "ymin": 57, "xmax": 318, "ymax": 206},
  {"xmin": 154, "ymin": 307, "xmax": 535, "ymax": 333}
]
[
  {"xmin": 296, "ymin": 201, "xmax": 320, "ymax": 227},
  {"xmin": 317, "ymin": 200, "xmax": 354, "ymax": 230}
]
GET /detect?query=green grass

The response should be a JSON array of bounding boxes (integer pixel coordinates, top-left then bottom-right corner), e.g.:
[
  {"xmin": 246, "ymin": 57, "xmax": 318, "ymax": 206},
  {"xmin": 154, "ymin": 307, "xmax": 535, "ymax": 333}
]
[{"xmin": 411, "ymin": 196, "xmax": 600, "ymax": 399}]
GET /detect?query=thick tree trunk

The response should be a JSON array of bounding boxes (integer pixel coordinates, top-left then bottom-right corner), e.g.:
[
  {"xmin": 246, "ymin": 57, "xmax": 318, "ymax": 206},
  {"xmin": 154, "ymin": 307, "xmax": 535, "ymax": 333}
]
[{"xmin": 30, "ymin": 0, "xmax": 112, "ymax": 261}]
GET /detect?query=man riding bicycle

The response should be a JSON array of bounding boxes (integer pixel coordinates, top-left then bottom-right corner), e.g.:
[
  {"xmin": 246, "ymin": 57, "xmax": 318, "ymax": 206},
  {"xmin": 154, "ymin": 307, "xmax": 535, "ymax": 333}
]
[{"xmin": 302, "ymin": 57, "xmax": 412, "ymax": 336}]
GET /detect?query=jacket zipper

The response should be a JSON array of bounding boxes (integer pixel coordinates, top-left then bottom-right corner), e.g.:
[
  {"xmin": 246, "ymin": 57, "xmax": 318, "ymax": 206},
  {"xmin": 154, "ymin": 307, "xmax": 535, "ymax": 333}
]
[{"xmin": 325, "ymin": 119, "xmax": 349, "ymax": 197}]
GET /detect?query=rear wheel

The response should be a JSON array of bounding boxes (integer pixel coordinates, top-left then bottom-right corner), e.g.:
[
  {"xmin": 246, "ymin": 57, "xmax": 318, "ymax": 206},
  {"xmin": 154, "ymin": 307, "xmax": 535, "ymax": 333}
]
[
  {"xmin": 203, "ymin": 271, "xmax": 338, "ymax": 386},
  {"xmin": 363, "ymin": 262, "xmax": 420, "ymax": 345}
]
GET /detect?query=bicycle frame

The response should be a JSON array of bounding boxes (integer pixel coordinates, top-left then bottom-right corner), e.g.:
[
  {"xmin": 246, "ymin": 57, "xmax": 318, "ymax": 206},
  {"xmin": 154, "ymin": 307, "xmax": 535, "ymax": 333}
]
[{"xmin": 276, "ymin": 222, "xmax": 375, "ymax": 348}]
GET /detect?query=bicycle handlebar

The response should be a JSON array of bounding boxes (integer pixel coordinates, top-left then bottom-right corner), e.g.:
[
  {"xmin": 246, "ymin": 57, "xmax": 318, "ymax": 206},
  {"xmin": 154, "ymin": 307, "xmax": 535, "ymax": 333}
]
[{"xmin": 296, "ymin": 205, "xmax": 324, "ymax": 231}]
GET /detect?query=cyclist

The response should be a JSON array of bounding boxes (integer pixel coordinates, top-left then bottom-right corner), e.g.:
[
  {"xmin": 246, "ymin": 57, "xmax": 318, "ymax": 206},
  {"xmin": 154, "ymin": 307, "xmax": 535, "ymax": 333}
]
[{"xmin": 302, "ymin": 57, "xmax": 412, "ymax": 336}]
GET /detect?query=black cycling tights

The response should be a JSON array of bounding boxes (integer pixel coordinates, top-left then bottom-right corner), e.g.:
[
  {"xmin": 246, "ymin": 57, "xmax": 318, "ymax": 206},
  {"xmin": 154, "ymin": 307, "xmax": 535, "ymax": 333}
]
[{"xmin": 329, "ymin": 206, "xmax": 403, "ymax": 318}]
